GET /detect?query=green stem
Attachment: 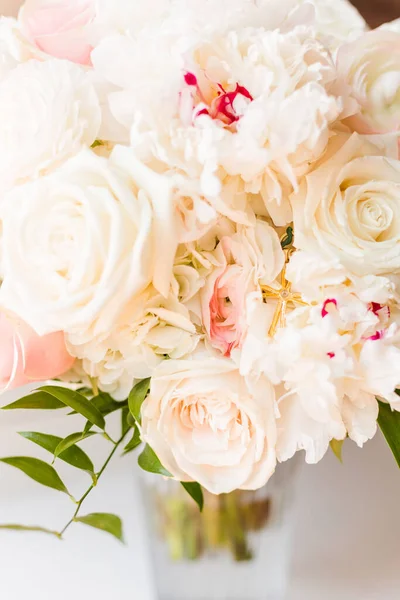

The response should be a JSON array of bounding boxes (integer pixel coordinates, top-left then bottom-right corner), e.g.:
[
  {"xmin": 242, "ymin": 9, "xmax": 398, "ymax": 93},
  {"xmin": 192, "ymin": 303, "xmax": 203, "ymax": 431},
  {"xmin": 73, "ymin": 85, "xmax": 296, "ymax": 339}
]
[
  {"xmin": 89, "ymin": 376, "xmax": 99, "ymax": 397},
  {"xmin": 59, "ymin": 430, "xmax": 129, "ymax": 537}
]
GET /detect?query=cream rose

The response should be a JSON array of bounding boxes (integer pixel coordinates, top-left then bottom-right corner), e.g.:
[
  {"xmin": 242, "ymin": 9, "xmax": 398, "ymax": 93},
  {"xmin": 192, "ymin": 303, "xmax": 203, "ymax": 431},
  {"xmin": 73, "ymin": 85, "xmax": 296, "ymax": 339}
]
[
  {"xmin": 0, "ymin": 149, "xmax": 156, "ymax": 336},
  {"xmin": 292, "ymin": 134, "xmax": 400, "ymax": 277},
  {"xmin": 0, "ymin": 58, "xmax": 101, "ymax": 191},
  {"xmin": 141, "ymin": 351, "xmax": 277, "ymax": 494},
  {"xmin": 337, "ymin": 30, "xmax": 400, "ymax": 134}
]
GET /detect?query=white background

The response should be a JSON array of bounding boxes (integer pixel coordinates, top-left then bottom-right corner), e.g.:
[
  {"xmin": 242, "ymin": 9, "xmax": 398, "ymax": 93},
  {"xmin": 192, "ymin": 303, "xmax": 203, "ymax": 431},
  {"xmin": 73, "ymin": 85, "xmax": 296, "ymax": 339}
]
[{"xmin": 1, "ymin": 0, "xmax": 400, "ymax": 598}]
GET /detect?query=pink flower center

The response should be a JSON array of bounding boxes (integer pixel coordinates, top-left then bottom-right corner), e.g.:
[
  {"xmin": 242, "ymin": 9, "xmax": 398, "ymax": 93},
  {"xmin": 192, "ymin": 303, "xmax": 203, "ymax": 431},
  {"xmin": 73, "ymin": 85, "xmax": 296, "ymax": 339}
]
[
  {"xmin": 365, "ymin": 302, "xmax": 390, "ymax": 341},
  {"xmin": 211, "ymin": 84, "xmax": 253, "ymax": 125},
  {"xmin": 184, "ymin": 72, "xmax": 198, "ymax": 87},
  {"xmin": 367, "ymin": 330, "xmax": 384, "ymax": 341},
  {"xmin": 321, "ymin": 298, "xmax": 338, "ymax": 318},
  {"xmin": 182, "ymin": 71, "xmax": 253, "ymax": 126},
  {"xmin": 368, "ymin": 302, "xmax": 390, "ymax": 320},
  {"xmin": 327, "ymin": 352, "xmax": 335, "ymax": 359}
]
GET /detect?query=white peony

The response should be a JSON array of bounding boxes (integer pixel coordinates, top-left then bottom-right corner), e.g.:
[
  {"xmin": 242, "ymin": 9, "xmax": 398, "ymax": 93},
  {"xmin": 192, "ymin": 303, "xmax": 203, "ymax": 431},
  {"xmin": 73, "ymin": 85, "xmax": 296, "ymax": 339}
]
[
  {"xmin": 0, "ymin": 149, "xmax": 162, "ymax": 336},
  {"xmin": 141, "ymin": 349, "xmax": 277, "ymax": 494},
  {"xmin": 92, "ymin": 0, "xmax": 363, "ymax": 47},
  {"xmin": 265, "ymin": 313, "xmax": 350, "ymax": 463},
  {"xmin": 92, "ymin": 0, "xmax": 301, "ymax": 41},
  {"xmin": 286, "ymin": 249, "xmax": 396, "ymax": 305},
  {"xmin": 0, "ymin": 58, "xmax": 101, "ymax": 192},
  {"xmin": 66, "ymin": 287, "xmax": 200, "ymax": 400},
  {"xmin": 292, "ymin": 133, "xmax": 400, "ymax": 278},
  {"xmin": 92, "ymin": 21, "xmax": 342, "ymax": 226},
  {"xmin": 240, "ymin": 279, "xmax": 400, "ymax": 462}
]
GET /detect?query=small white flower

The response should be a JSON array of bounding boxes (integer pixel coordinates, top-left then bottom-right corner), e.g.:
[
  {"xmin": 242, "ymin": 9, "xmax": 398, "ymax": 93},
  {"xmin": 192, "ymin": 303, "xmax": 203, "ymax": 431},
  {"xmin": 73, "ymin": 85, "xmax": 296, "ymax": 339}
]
[{"xmin": 67, "ymin": 287, "xmax": 200, "ymax": 400}]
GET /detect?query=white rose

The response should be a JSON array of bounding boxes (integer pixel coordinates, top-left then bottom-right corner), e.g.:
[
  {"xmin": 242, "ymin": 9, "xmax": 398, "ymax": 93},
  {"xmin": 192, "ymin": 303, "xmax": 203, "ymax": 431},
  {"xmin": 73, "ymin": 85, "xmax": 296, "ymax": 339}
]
[
  {"xmin": 141, "ymin": 351, "xmax": 277, "ymax": 494},
  {"xmin": 337, "ymin": 29, "xmax": 400, "ymax": 134},
  {"xmin": 292, "ymin": 133, "xmax": 400, "ymax": 277},
  {"xmin": 0, "ymin": 58, "xmax": 101, "ymax": 191},
  {"xmin": 66, "ymin": 287, "xmax": 200, "ymax": 400},
  {"xmin": 0, "ymin": 149, "xmax": 157, "ymax": 336}
]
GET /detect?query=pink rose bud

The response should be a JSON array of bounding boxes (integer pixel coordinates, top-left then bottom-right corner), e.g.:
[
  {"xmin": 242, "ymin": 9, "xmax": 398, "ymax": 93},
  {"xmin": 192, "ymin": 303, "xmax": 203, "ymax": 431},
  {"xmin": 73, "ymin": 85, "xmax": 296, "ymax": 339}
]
[
  {"xmin": 0, "ymin": 311, "xmax": 75, "ymax": 392},
  {"xmin": 19, "ymin": 0, "xmax": 95, "ymax": 65}
]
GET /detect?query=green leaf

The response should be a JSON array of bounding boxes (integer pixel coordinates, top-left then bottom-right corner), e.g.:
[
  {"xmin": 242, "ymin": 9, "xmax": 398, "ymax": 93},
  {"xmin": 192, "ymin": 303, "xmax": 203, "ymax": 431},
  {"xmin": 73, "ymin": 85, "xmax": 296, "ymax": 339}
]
[
  {"xmin": 138, "ymin": 444, "xmax": 171, "ymax": 477},
  {"xmin": 127, "ymin": 412, "xmax": 136, "ymax": 429},
  {"xmin": 123, "ymin": 427, "xmax": 141, "ymax": 455},
  {"xmin": 2, "ymin": 391, "xmax": 65, "ymax": 410},
  {"xmin": 91, "ymin": 393, "xmax": 125, "ymax": 416},
  {"xmin": 181, "ymin": 482, "xmax": 204, "ymax": 512},
  {"xmin": 18, "ymin": 431, "xmax": 95, "ymax": 480},
  {"xmin": 121, "ymin": 406, "xmax": 130, "ymax": 436},
  {"xmin": 330, "ymin": 439, "xmax": 344, "ymax": 463},
  {"xmin": 91, "ymin": 139, "xmax": 105, "ymax": 149},
  {"xmin": 76, "ymin": 387, "xmax": 93, "ymax": 398},
  {"xmin": 53, "ymin": 431, "xmax": 96, "ymax": 460},
  {"xmin": 0, "ymin": 457, "xmax": 70, "ymax": 496},
  {"xmin": 378, "ymin": 400, "xmax": 400, "ymax": 468},
  {"xmin": 83, "ymin": 420, "xmax": 94, "ymax": 435},
  {"xmin": 74, "ymin": 513, "xmax": 124, "ymax": 543},
  {"xmin": 281, "ymin": 226, "xmax": 293, "ymax": 249},
  {"xmin": 79, "ymin": 394, "xmax": 127, "ymax": 433},
  {"xmin": 39, "ymin": 386, "xmax": 105, "ymax": 430},
  {"xmin": 0, "ymin": 524, "xmax": 61, "ymax": 538},
  {"xmin": 128, "ymin": 378, "xmax": 150, "ymax": 425}
]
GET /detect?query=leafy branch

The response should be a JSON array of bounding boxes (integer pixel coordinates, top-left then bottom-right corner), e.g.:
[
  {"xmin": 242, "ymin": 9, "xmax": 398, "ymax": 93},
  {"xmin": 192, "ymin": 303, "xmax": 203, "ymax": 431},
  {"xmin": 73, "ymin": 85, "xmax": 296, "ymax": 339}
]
[
  {"xmin": 59, "ymin": 429, "xmax": 129, "ymax": 539},
  {"xmin": 0, "ymin": 379, "xmax": 204, "ymax": 542}
]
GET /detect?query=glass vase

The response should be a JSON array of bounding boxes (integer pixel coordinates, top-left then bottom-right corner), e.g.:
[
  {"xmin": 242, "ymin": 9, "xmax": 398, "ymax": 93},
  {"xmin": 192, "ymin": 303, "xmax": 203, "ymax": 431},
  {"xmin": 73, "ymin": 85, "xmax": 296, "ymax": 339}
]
[{"xmin": 140, "ymin": 459, "xmax": 300, "ymax": 600}]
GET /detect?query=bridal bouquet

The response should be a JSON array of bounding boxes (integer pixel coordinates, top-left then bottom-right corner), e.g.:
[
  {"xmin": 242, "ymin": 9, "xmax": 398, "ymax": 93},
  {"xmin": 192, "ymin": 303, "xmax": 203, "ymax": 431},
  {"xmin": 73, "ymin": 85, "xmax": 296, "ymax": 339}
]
[{"xmin": 1, "ymin": 0, "xmax": 400, "ymax": 542}]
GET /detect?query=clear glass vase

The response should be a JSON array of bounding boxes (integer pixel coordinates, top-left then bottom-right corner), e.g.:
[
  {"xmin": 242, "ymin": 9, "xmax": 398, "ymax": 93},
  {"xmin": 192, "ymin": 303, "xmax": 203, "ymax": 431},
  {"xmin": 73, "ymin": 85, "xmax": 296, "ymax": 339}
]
[{"xmin": 140, "ymin": 459, "xmax": 300, "ymax": 600}]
